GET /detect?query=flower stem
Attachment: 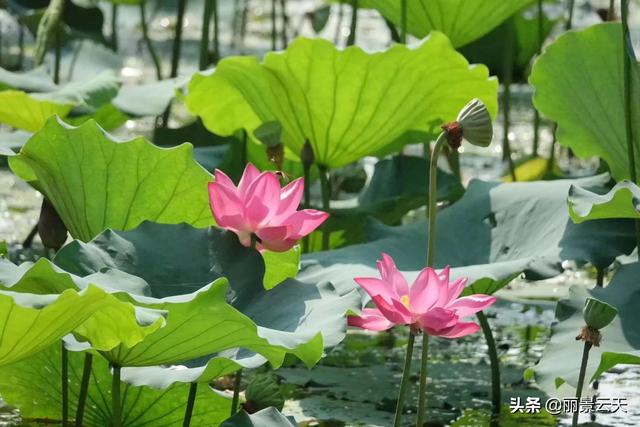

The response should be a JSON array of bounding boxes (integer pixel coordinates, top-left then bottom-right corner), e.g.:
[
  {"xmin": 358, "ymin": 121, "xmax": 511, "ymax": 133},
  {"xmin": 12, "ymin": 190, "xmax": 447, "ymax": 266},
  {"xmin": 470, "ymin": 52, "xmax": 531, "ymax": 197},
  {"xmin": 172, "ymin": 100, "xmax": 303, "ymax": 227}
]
[
  {"xmin": 477, "ymin": 311, "xmax": 501, "ymax": 425},
  {"xmin": 33, "ymin": 0, "xmax": 64, "ymax": 66},
  {"xmin": 416, "ymin": 333, "xmax": 428, "ymax": 427},
  {"xmin": 532, "ymin": 0, "xmax": 544, "ymax": 156},
  {"xmin": 393, "ymin": 331, "xmax": 415, "ymax": 427},
  {"xmin": 111, "ymin": 365, "xmax": 122, "ymax": 427},
  {"xmin": 182, "ymin": 383, "xmax": 198, "ymax": 427},
  {"xmin": 170, "ymin": 0, "xmax": 187, "ymax": 78},
  {"xmin": 416, "ymin": 133, "xmax": 447, "ymax": 426},
  {"xmin": 302, "ymin": 161, "xmax": 311, "ymax": 253},
  {"xmin": 571, "ymin": 342, "xmax": 592, "ymax": 427},
  {"xmin": 110, "ymin": 4, "xmax": 119, "ymax": 52},
  {"xmin": 75, "ymin": 353, "xmax": 93, "ymax": 427},
  {"xmin": 230, "ymin": 369, "xmax": 243, "ymax": 415},
  {"xmin": 319, "ymin": 165, "xmax": 331, "ymax": 250},
  {"xmin": 140, "ymin": 2, "xmax": 163, "ymax": 80},
  {"xmin": 212, "ymin": 0, "xmax": 220, "ymax": 63},
  {"xmin": 271, "ymin": 0, "xmax": 277, "ymax": 51},
  {"xmin": 279, "ymin": 0, "xmax": 289, "ymax": 48},
  {"xmin": 199, "ymin": 0, "xmax": 215, "ymax": 70},
  {"xmin": 426, "ymin": 133, "xmax": 447, "ymax": 266},
  {"xmin": 53, "ymin": 28, "xmax": 61, "ymax": 85},
  {"xmin": 609, "ymin": 0, "xmax": 615, "ymax": 20},
  {"xmin": 400, "ymin": 0, "xmax": 407, "ymax": 43},
  {"xmin": 620, "ymin": 0, "xmax": 640, "ymax": 254},
  {"xmin": 61, "ymin": 342, "xmax": 68, "ymax": 426},
  {"xmin": 347, "ymin": 0, "xmax": 358, "ymax": 46},
  {"xmin": 502, "ymin": 17, "xmax": 517, "ymax": 182}
]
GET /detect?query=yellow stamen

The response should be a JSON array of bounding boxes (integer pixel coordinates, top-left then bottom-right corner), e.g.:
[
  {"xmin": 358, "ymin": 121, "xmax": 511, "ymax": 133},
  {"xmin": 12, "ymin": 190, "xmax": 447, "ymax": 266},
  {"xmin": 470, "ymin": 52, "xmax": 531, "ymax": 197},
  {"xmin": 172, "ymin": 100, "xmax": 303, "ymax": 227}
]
[{"xmin": 400, "ymin": 295, "xmax": 410, "ymax": 308}]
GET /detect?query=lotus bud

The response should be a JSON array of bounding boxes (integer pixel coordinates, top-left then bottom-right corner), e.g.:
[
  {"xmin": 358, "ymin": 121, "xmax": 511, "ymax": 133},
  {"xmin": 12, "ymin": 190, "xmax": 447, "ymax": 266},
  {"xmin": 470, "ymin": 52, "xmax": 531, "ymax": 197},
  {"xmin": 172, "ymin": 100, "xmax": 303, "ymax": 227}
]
[
  {"xmin": 243, "ymin": 374, "xmax": 284, "ymax": 414},
  {"xmin": 443, "ymin": 98, "xmax": 493, "ymax": 149},
  {"xmin": 583, "ymin": 297, "xmax": 617, "ymax": 330},
  {"xmin": 301, "ymin": 140, "xmax": 315, "ymax": 168},
  {"xmin": 38, "ymin": 198, "xmax": 67, "ymax": 251}
]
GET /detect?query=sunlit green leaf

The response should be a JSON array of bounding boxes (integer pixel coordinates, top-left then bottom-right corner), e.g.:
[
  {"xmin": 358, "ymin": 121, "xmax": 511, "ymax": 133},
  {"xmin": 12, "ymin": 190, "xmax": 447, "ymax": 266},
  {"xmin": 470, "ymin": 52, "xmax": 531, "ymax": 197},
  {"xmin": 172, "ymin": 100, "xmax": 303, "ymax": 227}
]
[
  {"xmin": 530, "ymin": 23, "xmax": 640, "ymax": 181},
  {"xmin": 352, "ymin": 0, "xmax": 534, "ymax": 47},
  {"xmin": 185, "ymin": 35, "xmax": 497, "ymax": 169},
  {"xmin": 9, "ymin": 117, "xmax": 214, "ymax": 242}
]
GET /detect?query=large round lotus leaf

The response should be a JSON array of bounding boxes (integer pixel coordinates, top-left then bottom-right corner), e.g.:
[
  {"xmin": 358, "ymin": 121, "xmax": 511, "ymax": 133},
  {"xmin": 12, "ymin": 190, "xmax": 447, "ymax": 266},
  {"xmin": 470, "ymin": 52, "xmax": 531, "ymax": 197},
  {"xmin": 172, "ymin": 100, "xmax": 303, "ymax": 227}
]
[
  {"xmin": 530, "ymin": 23, "xmax": 640, "ymax": 181},
  {"xmin": 53, "ymin": 222, "xmax": 359, "ymax": 369},
  {"xmin": 349, "ymin": 0, "xmax": 534, "ymax": 47},
  {"xmin": 529, "ymin": 262, "xmax": 640, "ymax": 396},
  {"xmin": 569, "ymin": 180, "xmax": 640, "ymax": 223},
  {"xmin": 185, "ymin": 35, "xmax": 498, "ymax": 169},
  {"xmin": 0, "ymin": 258, "xmax": 165, "ymax": 353},
  {"xmin": 9, "ymin": 117, "xmax": 214, "ymax": 242},
  {"xmin": 299, "ymin": 174, "xmax": 636, "ymax": 297},
  {"xmin": 0, "ymin": 258, "xmax": 156, "ymax": 366},
  {"xmin": 0, "ymin": 343, "xmax": 232, "ymax": 427}
]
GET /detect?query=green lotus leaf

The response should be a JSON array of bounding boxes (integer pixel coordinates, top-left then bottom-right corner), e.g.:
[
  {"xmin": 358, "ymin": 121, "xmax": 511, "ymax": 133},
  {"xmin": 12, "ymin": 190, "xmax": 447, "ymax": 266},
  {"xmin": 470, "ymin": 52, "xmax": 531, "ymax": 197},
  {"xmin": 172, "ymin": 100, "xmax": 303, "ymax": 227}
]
[
  {"xmin": 568, "ymin": 180, "xmax": 640, "ymax": 223},
  {"xmin": 0, "ymin": 278, "xmax": 116, "ymax": 366},
  {"xmin": 0, "ymin": 258, "xmax": 166, "ymax": 352},
  {"xmin": 299, "ymin": 174, "xmax": 635, "ymax": 297},
  {"xmin": 530, "ymin": 23, "xmax": 640, "ymax": 181},
  {"xmin": 185, "ymin": 35, "xmax": 498, "ymax": 169},
  {"xmin": 9, "ymin": 117, "xmax": 214, "ymax": 242},
  {"xmin": 221, "ymin": 407, "xmax": 297, "ymax": 427},
  {"xmin": 0, "ymin": 343, "xmax": 232, "ymax": 426},
  {"xmin": 529, "ymin": 262, "xmax": 640, "ymax": 396},
  {"xmin": 0, "ymin": 69, "xmax": 120, "ymax": 132},
  {"xmin": 351, "ymin": 0, "xmax": 534, "ymax": 47},
  {"xmin": 53, "ymin": 222, "xmax": 359, "ymax": 368}
]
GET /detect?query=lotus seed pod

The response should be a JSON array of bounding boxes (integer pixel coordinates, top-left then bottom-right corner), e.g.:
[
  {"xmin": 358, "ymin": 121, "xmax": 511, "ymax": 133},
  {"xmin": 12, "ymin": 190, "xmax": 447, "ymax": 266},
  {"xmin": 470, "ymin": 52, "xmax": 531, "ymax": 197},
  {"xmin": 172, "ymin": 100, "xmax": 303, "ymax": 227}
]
[
  {"xmin": 456, "ymin": 98, "xmax": 493, "ymax": 148},
  {"xmin": 583, "ymin": 297, "xmax": 617, "ymax": 330}
]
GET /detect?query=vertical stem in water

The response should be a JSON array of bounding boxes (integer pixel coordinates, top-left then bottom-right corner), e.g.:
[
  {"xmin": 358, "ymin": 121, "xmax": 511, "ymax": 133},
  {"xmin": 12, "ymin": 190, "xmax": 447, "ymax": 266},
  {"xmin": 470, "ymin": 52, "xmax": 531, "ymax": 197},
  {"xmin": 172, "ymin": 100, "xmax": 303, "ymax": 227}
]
[
  {"xmin": 334, "ymin": 4, "xmax": 345, "ymax": 44},
  {"xmin": 502, "ymin": 18, "xmax": 517, "ymax": 181},
  {"xmin": 53, "ymin": 29, "xmax": 61, "ymax": 84},
  {"xmin": 271, "ymin": 0, "xmax": 277, "ymax": 50},
  {"xmin": 566, "ymin": 0, "xmax": 575, "ymax": 30},
  {"xmin": 140, "ymin": 2, "xmax": 163, "ymax": 80},
  {"xmin": 212, "ymin": 0, "xmax": 220, "ymax": 63},
  {"xmin": 393, "ymin": 331, "xmax": 415, "ymax": 427},
  {"xmin": 477, "ymin": 311, "xmax": 502, "ymax": 425},
  {"xmin": 230, "ymin": 369, "xmax": 243, "ymax": 415},
  {"xmin": 61, "ymin": 343, "xmax": 68, "ymax": 426},
  {"xmin": 200, "ymin": 0, "xmax": 214, "ymax": 70},
  {"xmin": 400, "ymin": 0, "xmax": 407, "ymax": 43},
  {"xmin": 111, "ymin": 365, "xmax": 122, "ymax": 427},
  {"xmin": 532, "ymin": 0, "xmax": 544, "ymax": 156},
  {"xmin": 34, "ymin": 0, "xmax": 65, "ymax": 66},
  {"xmin": 75, "ymin": 354, "xmax": 94, "ymax": 427},
  {"xmin": 279, "ymin": 0, "xmax": 289, "ymax": 48},
  {"xmin": 571, "ymin": 342, "xmax": 592, "ymax": 427},
  {"xmin": 18, "ymin": 24, "xmax": 24, "ymax": 69},
  {"xmin": 182, "ymin": 383, "xmax": 198, "ymax": 427},
  {"xmin": 111, "ymin": 4, "xmax": 119, "ymax": 51},
  {"xmin": 347, "ymin": 0, "xmax": 358, "ymax": 46},
  {"xmin": 318, "ymin": 165, "xmax": 331, "ymax": 250},
  {"xmin": 621, "ymin": 0, "xmax": 640, "ymax": 253},
  {"xmin": 171, "ymin": 0, "xmax": 188, "ymax": 78},
  {"xmin": 609, "ymin": 0, "xmax": 615, "ymax": 20}
]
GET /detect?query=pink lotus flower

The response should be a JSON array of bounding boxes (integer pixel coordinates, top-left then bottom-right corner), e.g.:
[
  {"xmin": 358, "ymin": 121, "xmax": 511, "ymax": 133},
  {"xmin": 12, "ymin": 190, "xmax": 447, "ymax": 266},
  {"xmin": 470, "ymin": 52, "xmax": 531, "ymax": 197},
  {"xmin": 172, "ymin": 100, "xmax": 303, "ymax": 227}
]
[
  {"xmin": 208, "ymin": 163, "xmax": 329, "ymax": 252},
  {"xmin": 348, "ymin": 253, "xmax": 496, "ymax": 338}
]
